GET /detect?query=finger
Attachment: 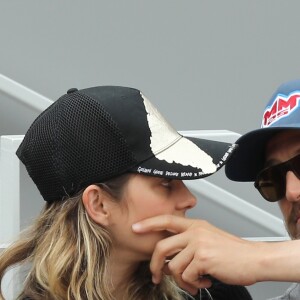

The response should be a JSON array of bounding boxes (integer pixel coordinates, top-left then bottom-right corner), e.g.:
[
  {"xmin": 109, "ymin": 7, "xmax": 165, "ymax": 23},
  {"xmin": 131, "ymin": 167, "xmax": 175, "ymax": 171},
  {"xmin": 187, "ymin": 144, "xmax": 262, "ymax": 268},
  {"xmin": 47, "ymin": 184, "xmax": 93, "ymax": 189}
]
[
  {"xmin": 181, "ymin": 258, "xmax": 212, "ymax": 288},
  {"xmin": 150, "ymin": 232, "xmax": 191, "ymax": 283},
  {"xmin": 149, "ymin": 225, "xmax": 217, "ymax": 283},
  {"xmin": 165, "ymin": 246, "xmax": 193, "ymax": 277},
  {"xmin": 132, "ymin": 215, "xmax": 194, "ymax": 234},
  {"xmin": 165, "ymin": 247, "xmax": 194, "ymax": 286},
  {"xmin": 163, "ymin": 249, "xmax": 212, "ymax": 295},
  {"xmin": 161, "ymin": 246, "xmax": 194, "ymax": 283},
  {"xmin": 167, "ymin": 246, "xmax": 212, "ymax": 289},
  {"xmin": 132, "ymin": 215, "xmax": 236, "ymax": 241},
  {"xmin": 165, "ymin": 245, "xmax": 213, "ymax": 289},
  {"xmin": 163, "ymin": 263, "xmax": 199, "ymax": 295}
]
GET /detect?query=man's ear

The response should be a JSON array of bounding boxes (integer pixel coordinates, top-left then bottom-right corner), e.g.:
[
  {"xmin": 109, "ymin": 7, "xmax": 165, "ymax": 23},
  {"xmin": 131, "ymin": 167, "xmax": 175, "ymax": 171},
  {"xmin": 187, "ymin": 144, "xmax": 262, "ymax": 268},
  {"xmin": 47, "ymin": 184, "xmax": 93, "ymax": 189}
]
[{"xmin": 82, "ymin": 185, "xmax": 111, "ymax": 226}]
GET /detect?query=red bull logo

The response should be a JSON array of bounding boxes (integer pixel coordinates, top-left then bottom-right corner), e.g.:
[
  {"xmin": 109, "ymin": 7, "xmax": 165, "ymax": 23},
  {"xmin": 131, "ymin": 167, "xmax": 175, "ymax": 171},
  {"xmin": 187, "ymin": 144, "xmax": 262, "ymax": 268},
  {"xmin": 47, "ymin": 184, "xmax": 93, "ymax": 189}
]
[{"xmin": 262, "ymin": 92, "xmax": 300, "ymax": 127}]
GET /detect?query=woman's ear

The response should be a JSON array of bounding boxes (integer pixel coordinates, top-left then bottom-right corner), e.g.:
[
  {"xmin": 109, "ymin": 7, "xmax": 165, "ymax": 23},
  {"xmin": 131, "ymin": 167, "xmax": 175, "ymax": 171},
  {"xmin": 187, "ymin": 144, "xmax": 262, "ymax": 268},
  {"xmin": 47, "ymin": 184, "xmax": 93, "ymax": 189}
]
[{"xmin": 82, "ymin": 185, "xmax": 111, "ymax": 226}]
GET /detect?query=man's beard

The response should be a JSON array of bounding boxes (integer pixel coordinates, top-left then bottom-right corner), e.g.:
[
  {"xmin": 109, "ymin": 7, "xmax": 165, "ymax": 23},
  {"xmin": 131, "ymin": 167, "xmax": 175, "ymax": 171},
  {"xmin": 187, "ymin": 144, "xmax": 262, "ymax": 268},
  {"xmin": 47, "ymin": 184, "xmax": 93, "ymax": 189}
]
[{"xmin": 286, "ymin": 203, "xmax": 300, "ymax": 239}]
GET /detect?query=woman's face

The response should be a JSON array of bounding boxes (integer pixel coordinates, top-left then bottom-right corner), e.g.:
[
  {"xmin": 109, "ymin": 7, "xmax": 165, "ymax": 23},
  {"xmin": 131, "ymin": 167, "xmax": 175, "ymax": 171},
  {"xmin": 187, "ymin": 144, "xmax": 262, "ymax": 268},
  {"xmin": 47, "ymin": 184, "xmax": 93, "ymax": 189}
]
[{"xmin": 107, "ymin": 174, "xmax": 196, "ymax": 261}]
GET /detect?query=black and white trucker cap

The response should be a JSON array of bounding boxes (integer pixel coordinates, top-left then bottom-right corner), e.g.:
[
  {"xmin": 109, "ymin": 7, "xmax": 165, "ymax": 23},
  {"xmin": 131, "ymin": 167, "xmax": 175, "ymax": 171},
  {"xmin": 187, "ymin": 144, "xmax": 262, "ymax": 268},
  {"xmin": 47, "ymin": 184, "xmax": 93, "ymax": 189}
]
[{"xmin": 17, "ymin": 86, "xmax": 237, "ymax": 202}]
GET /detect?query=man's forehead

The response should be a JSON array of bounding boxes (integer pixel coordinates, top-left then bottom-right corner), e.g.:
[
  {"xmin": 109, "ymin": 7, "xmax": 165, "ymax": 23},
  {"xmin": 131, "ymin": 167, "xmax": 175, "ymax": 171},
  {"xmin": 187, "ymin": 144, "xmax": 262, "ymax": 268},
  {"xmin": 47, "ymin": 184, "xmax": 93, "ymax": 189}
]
[{"xmin": 265, "ymin": 130, "xmax": 300, "ymax": 162}]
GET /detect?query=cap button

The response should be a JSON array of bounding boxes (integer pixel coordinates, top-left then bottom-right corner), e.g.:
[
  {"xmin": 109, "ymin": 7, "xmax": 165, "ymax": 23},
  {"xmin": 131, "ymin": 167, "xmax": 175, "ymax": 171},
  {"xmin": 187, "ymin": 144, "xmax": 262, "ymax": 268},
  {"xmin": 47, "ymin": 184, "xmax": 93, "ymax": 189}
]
[{"xmin": 67, "ymin": 88, "xmax": 78, "ymax": 94}]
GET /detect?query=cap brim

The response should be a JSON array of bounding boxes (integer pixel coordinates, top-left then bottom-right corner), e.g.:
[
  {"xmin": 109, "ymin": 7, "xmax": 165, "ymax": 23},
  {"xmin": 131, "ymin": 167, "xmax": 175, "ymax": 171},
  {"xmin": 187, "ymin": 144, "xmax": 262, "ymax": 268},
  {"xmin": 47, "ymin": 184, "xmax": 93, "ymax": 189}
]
[
  {"xmin": 225, "ymin": 127, "xmax": 300, "ymax": 182},
  {"xmin": 130, "ymin": 135, "xmax": 237, "ymax": 180}
]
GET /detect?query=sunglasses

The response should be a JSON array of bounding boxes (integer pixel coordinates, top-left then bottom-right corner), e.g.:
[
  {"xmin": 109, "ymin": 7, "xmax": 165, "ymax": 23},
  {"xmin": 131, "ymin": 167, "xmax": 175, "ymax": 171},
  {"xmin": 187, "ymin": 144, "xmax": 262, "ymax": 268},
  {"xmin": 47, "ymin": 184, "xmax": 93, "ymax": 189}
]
[{"xmin": 254, "ymin": 154, "xmax": 300, "ymax": 202}]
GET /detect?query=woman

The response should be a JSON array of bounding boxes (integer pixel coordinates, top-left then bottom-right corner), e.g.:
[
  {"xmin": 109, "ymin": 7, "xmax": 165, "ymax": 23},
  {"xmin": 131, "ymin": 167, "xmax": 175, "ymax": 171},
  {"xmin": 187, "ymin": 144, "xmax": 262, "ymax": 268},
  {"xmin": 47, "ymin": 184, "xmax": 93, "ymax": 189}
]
[{"xmin": 0, "ymin": 86, "xmax": 251, "ymax": 299}]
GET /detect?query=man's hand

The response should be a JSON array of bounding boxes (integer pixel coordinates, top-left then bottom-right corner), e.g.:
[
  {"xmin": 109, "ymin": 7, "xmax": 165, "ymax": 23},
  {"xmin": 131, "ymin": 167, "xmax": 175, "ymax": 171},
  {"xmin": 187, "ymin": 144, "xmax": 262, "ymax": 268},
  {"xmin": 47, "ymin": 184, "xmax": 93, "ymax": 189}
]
[{"xmin": 132, "ymin": 215, "xmax": 260, "ymax": 294}]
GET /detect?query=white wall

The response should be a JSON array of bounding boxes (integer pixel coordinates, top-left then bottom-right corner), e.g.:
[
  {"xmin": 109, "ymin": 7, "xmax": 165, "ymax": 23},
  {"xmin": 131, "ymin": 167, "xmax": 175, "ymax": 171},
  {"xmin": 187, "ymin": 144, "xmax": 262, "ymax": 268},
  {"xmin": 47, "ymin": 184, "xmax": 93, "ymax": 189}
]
[{"xmin": 1, "ymin": 1, "xmax": 300, "ymax": 135}]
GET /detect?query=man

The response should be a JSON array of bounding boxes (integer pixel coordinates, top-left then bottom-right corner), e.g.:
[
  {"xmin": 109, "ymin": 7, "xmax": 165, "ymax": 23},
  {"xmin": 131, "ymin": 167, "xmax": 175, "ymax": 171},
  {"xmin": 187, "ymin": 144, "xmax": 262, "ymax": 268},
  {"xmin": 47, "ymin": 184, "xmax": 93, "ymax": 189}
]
[
  {"xmin": 132, "ymin": 79, "xmax": 300, "ymax": 299},
  {"xmin": 224, "ymin": 78, "xmax": 300, "ymax": 299}
]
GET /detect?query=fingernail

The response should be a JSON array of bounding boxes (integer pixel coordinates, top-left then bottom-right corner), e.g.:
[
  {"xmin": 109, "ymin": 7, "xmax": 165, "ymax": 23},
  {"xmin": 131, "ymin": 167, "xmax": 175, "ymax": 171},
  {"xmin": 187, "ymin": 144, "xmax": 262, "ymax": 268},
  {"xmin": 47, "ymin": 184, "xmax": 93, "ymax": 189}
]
[
  {"xmin": 152, "ymin": 275, "xmax": 159, "ymax": 284},
  {"xmin": 132, "ymin": 223, "xmax": 141, "ymax": 231}
]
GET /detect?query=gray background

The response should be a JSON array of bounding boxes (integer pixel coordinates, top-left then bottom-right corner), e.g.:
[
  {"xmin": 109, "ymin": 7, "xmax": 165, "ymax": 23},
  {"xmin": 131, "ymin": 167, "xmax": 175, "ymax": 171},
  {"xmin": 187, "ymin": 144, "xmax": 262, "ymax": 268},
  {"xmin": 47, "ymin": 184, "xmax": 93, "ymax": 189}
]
[
  {"xmin": 1, "ymin": 1, "xmax": 300, "ymax": 299},
  {"xmin": 2, "ymin": 0, "xmax": 300, "ymax": 218}
]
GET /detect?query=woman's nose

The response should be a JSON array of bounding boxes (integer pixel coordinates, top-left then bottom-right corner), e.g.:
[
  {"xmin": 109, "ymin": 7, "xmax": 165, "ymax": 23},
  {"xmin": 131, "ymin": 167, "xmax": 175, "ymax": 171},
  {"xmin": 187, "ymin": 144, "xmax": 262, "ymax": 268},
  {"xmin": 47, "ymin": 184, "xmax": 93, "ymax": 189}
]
[{"xmin": 176, "ymin": 181, "xmax": 197, "ymax": 210}]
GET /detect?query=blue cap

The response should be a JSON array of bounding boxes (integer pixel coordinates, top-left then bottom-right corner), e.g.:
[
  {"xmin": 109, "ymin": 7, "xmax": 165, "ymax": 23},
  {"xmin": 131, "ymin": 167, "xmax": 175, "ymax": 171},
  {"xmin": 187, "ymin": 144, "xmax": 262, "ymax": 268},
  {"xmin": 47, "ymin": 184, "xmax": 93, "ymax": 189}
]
[{"xmin": 225, "ymin": 79, "xmax": 300, "ymax": 181}]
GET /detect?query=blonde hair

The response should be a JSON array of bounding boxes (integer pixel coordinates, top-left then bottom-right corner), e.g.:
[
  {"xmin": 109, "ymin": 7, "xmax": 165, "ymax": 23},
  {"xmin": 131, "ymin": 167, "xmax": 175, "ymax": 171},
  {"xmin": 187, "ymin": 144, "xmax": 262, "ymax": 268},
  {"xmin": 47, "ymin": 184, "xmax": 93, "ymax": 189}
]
[{"xmin": 0, "ymin": 175, "xmax": 185, "ymax": 300}]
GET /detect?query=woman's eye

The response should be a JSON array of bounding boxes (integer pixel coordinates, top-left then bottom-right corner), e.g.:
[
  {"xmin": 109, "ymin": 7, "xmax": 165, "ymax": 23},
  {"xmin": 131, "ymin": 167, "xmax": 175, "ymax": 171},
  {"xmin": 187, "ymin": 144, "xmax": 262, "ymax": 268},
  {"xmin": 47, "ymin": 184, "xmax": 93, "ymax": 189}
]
[{"xmin": 161, "ymin": 179, "xmax": 173, "ymax": 188}]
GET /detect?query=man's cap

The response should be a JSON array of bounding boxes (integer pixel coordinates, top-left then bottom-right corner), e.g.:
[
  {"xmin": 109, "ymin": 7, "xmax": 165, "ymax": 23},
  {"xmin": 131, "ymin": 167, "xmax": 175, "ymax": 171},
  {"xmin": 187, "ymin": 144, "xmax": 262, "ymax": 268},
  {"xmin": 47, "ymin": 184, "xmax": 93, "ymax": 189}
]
[
  {"xmin": 17, "ymin": 86, "xmax": 236, "ymax": 202},
  {"xmin": 225, "ymin": 79, "xmax": 300, "ymax": 182}
]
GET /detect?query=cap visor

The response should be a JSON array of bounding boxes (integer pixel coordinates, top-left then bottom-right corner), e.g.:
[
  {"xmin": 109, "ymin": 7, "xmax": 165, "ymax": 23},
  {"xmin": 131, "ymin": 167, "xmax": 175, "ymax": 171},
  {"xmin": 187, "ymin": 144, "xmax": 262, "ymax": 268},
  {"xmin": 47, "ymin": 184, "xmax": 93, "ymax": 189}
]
[
  {"xmin": 130, "ymin": 136, "xmax": 236, "ymax": 180},
  {"xmin": 225, "ymin": 127, "xmax": 300, "ymax": 182}
]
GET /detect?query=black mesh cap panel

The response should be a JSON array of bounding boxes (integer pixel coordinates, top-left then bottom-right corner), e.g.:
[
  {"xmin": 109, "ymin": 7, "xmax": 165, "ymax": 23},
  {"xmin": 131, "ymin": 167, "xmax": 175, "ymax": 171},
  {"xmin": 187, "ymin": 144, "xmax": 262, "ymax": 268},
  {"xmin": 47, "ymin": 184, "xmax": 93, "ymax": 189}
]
[
  {"xmin": 17, "ymin": 92, "xmax": 137, "ymax": 202},
  {"xmin": 17, "ymin": 100, "xmax": 63, "ymax": 199}
]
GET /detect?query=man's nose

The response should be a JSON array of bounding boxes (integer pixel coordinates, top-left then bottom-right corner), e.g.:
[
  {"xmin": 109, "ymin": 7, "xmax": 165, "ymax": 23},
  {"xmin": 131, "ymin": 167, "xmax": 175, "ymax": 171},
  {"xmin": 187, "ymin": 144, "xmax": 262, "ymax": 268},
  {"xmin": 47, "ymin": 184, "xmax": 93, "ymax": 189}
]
[{"xmin": 285, "ymin": 171, "xmax": 300, "ymax": 202}]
